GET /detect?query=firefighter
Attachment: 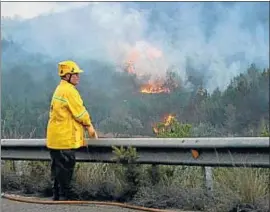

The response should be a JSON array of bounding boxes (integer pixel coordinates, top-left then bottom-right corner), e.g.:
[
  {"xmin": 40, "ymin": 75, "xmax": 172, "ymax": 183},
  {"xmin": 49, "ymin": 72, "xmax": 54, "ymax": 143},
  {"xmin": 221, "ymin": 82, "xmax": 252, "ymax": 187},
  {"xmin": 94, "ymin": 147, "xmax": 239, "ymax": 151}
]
[{"xmin": 46, "ymin": 60, "xmax": 98, "ymax": 201}]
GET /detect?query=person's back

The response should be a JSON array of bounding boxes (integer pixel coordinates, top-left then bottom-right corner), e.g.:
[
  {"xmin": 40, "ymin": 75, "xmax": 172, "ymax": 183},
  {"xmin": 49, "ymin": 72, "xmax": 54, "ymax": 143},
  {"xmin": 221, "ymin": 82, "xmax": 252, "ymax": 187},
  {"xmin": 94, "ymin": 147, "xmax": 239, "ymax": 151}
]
[
  {"xmin": 47, "ymin": 80, "xmax": 88, "ymax": 149},
  {"xmin": 46, "ymin": 60, "xmax": 98, "ymax": 200}
]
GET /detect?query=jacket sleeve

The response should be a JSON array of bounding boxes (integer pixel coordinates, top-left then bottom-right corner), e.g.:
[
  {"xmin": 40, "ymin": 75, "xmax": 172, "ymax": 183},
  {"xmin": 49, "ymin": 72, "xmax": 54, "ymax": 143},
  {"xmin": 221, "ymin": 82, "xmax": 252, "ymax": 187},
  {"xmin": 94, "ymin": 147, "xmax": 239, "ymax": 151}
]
[{"xmin": 66, "ymin": 88, "xmax": 92, "ymax": 126}]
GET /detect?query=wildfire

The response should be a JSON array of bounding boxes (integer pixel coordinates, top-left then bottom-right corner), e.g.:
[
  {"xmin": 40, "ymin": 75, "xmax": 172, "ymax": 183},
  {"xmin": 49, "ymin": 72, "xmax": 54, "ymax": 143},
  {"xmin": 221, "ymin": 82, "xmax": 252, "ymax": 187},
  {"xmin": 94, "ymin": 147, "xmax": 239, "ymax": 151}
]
[
  {"xmin": 153, "ymin": 114, "xmax": 176, "ymax": 134},
  {"xmin": 153, "ymin": 126, "xmax": 159, "ymax": 134},
  {"xmin": 124, "ymin": 41, "xmax": 177, "ymax": 94},
  {"xmin": 140, "ymin": 81, "xmax": 170, "ymax": 94},
  {"xmin": 126, "ymin": 62, "xmax": 135, "ymax": 74},
  {"xmin": 125, "ymin": 49, "xmax": 140, "ymax": 74},
  {"xmin": 164, "ymin": 114, "xmax": 175, "ymax": 126},
  {"xmin": 140, "ymin": 72, "xmax": 178, "ymax": 94}
]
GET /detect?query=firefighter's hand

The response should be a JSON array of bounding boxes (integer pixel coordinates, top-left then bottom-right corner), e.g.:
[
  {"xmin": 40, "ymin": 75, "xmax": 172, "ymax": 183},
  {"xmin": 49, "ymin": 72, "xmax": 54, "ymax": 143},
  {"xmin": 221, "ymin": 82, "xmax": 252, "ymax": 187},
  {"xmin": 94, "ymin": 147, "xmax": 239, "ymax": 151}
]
[
  {"xmin": 93, "ymin": 131, "xmax": 98, "ymax": 139},
  {"xmin": 85, "ymin": 125, "xmax": 98, "ymax": 139}
]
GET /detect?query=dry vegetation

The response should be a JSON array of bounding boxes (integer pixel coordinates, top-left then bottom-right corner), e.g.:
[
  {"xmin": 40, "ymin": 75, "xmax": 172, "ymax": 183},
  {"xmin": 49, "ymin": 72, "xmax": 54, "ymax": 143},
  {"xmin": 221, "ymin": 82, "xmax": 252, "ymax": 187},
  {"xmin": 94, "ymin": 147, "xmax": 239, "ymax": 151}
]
[{"xmin": 1, "ymin": 161, "xmax": 269, "ymax": 212}]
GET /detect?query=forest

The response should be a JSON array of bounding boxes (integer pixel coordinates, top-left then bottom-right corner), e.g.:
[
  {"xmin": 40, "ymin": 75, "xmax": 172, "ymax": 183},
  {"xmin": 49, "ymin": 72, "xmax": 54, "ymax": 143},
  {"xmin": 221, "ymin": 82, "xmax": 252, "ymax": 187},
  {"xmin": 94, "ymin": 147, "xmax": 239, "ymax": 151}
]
[{"xmin": 1, "ymin": 38, "xmax": 269, "ymax": 139}]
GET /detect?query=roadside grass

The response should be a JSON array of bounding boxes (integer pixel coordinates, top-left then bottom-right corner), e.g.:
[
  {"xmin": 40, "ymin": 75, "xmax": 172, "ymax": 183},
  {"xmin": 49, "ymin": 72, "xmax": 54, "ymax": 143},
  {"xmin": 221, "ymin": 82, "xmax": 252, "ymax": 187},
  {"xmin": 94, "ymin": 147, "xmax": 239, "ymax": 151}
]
[{"xmin": 1, "ymin": 161, "xmax": 269, "ymax": 212}]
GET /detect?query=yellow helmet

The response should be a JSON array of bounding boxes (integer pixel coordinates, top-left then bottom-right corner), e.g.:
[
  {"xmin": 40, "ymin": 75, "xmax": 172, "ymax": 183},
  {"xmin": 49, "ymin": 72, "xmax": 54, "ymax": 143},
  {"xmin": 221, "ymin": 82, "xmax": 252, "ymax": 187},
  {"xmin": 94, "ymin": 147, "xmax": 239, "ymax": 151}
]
[{"xmin": 58, "ymin": 60, "xmax": 83, "ymax": 77}]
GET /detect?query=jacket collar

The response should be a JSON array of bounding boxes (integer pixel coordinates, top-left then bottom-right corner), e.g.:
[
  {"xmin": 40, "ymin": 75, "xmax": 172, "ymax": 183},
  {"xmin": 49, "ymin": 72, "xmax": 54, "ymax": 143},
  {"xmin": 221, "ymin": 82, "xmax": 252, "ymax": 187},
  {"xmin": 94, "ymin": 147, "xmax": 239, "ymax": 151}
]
[{"xmin": 60, "ymin": 79, "xmax": 75, "ymax": 88}]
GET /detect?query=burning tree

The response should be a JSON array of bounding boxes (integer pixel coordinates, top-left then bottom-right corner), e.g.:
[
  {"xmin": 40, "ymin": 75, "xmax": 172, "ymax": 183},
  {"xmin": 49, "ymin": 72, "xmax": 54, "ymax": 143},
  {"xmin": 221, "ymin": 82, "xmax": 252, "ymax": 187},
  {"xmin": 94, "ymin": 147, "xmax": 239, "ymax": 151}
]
[
  {"xmin": 152, "ymin": 114, "xmax": 192, "ymax": 138},
  {"xmin": 124, "ymin": 41, "xmax": 179, "ymax": 94}
]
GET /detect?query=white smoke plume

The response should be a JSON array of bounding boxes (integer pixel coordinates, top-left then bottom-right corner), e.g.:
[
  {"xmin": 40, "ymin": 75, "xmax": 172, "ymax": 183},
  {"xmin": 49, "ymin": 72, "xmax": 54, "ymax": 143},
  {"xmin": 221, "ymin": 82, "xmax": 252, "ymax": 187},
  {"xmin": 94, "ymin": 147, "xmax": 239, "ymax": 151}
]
[{"xmin": 1, "ymin": 2, "xmax": 269, "ymax": 92}]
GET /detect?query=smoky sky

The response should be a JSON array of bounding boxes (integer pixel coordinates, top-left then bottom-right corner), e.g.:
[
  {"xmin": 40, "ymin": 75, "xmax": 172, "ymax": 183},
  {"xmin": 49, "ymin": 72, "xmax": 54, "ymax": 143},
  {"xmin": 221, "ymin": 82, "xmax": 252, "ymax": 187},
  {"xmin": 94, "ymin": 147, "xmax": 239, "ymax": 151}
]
[{"xmin": 2, "ymin": 2, "xmax": 269, "ymax": 92}]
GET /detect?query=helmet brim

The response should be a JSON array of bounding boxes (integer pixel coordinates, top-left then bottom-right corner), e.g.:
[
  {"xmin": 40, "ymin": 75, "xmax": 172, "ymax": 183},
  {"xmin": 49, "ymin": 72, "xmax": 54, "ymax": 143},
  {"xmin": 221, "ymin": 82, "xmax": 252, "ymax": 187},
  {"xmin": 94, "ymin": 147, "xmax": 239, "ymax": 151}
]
[{"xmin": 75, "ymin": 69, "xmax": 84, "ymax": 73}]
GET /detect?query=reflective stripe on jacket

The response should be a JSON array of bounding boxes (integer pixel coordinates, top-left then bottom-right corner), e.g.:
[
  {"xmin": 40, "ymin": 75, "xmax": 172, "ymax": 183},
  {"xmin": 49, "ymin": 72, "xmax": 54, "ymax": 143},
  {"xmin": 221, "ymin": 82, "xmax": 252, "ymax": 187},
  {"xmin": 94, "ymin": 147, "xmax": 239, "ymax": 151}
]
[{"xmin": 46, "ymin": 80, "xmax": 91, "ymax": 149}]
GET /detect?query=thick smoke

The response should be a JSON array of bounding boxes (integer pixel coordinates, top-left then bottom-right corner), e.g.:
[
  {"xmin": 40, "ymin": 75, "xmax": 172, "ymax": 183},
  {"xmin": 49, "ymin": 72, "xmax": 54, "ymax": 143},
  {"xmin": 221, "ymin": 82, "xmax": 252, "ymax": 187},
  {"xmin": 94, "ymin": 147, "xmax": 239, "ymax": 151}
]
[{"xmin": 2, "ymin": 2, "xmax": 269, "ymax": 92}]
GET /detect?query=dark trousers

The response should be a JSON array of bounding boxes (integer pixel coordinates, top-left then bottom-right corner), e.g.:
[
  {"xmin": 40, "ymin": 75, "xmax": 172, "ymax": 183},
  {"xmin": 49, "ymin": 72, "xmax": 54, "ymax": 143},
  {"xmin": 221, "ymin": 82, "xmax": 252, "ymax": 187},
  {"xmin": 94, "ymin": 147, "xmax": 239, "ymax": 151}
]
[{"xmin": 49, "ymin": 149, "xmax": 76, "ymax": 200}]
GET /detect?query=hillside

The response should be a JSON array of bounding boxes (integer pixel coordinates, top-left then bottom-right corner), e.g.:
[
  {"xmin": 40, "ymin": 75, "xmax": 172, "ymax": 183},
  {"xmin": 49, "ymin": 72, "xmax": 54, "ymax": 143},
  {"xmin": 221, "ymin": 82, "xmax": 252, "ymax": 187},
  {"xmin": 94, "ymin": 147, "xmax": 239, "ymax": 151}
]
[{"xmin": 1, "ymin": 2, "xmax": 269, "ymax": 138}]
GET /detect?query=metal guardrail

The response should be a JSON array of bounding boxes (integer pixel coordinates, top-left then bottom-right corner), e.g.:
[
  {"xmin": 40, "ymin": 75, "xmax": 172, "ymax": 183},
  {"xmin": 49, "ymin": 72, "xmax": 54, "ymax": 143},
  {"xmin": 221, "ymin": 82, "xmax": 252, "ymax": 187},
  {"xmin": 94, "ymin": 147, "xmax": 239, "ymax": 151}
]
[{"xmin": 1, "ymin": 137, "xmax": 269, "ymax": 168}]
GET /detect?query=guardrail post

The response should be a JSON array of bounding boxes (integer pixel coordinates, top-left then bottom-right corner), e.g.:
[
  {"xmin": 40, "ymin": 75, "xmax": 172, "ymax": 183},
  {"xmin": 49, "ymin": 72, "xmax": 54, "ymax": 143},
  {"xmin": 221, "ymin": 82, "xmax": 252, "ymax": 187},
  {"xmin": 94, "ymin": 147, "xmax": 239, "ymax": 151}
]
[
  {"xmin": 202, "ymin": 166, "xmax": 213, "ymax": 195},
  {"xmin": 150, "ymin": 164, "xmax": 160, "ymax": 185},
  {"xmin": 15, "ymin": 161, "xmax": 24, "ymax": 176}
]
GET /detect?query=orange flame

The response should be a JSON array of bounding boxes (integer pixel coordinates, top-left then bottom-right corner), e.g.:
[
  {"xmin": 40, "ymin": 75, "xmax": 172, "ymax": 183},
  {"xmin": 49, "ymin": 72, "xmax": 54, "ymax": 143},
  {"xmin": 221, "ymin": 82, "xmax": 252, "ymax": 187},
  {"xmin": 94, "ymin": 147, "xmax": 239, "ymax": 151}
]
[
  {"xmin": 125, "ymin": 41, "xmax": 178, "ymax": 94},
  {"xmin": 124, "ymin": 41, "xmax": 163, "ymax": 75},
  {"xmin": 139, "ymin": 74, "xmax": 178, "ymax": 94},
  {"xmin": 140, "ymin": 81, "xmax": 170, "ymax": 94},
  {"xmin": 163, "ymin": 114, "xmax": 175, "ymax": 126},
  {"xmin": 153, "ymin": 114, "xmax": 176, "ymax": 134}
]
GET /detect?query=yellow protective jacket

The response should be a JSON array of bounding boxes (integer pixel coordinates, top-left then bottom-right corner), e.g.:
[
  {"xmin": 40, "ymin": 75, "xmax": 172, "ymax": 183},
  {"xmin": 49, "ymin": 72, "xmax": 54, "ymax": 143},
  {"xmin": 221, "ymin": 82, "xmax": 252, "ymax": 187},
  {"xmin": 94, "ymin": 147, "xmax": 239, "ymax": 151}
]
[{"xmin": 46, "ymin": 80, "xmax": 92, "ymax": 149}]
